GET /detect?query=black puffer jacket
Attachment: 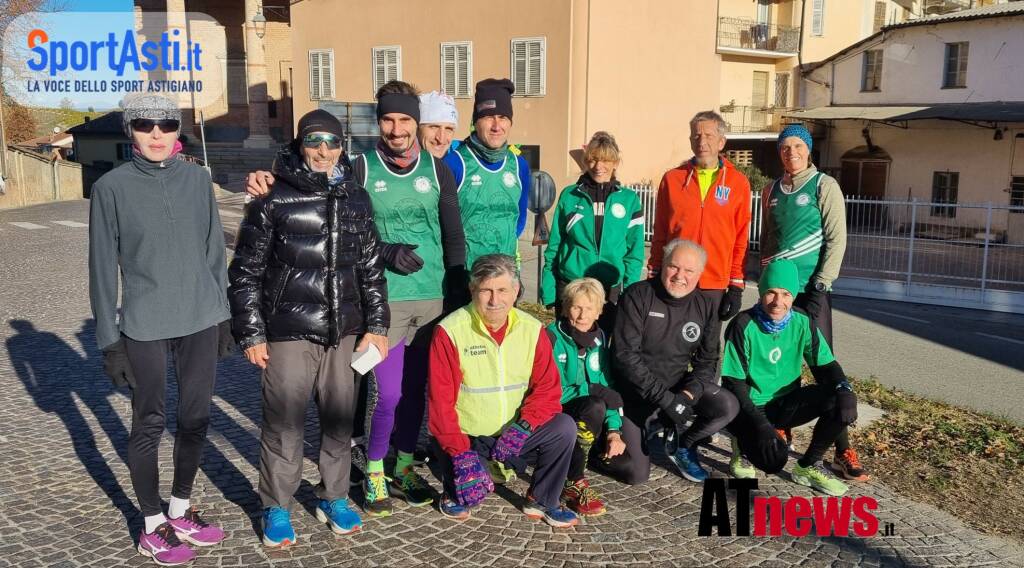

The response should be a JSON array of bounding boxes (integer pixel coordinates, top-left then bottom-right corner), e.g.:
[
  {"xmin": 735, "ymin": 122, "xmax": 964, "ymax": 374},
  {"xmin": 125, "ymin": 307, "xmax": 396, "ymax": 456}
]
[{"xmin": 228, "ymin": 149, "xmax": 389, "ymax": 348}]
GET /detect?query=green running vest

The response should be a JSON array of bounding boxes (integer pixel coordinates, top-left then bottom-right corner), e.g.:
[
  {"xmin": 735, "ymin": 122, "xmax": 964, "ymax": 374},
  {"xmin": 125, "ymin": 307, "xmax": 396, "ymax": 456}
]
[
  {"xmin": 764, "ymin": 172, "xmax": 824, "ymax": 290},
  {"xmin": 363, "ymin": 150, "xmax": 443, "ymax": 301},
  {"xmin": 455, "ymin": 144, "xmax": 521, "ymax": 268}
]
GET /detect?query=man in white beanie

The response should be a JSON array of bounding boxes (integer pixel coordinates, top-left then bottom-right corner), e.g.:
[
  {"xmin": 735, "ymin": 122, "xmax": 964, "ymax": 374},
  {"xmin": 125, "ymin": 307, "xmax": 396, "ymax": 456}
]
[{"xmin": 418, "ymin": 90, "xmax": 459, "ymax": 159}]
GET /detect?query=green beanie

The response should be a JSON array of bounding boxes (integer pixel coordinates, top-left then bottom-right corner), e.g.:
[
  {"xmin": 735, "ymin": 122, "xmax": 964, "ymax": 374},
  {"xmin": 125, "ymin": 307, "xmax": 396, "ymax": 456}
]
[{"xmin": 759, "ymin": 259, "xmax": 800, "ymax": 297}]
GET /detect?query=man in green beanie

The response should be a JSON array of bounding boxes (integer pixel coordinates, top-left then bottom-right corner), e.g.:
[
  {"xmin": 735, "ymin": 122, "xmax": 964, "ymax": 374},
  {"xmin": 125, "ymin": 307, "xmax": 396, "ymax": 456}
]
[{"xmin": 719, "ymin": 259, "xmax": 858, "ymax": 496}]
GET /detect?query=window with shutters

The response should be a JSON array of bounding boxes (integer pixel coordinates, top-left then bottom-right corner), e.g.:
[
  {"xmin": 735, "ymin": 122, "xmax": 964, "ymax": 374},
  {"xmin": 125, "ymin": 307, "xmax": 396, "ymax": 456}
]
[
  {"xmin": 510, "ymin": 37, "xmax": 546, "ymax": 97},
  {"xmin": 873, "ymin": 2, "xmax": 887, "ymax": 33},
  {"xmin": 372, "ymin": 46, "xmax": 402, "ymax": 94},
  {"xmin": 308, "ymin": 49, "xmax": 334, "ymax": 101},
  {"xmin": 440, "ymin": 42, "xmax": 472, "ymax": 98},
  {"xmin": 862, "ymin": 50, "xmax": 883, "ymax": 91},
  {"xmin": 943, "ymin": 42, "xmax": 968, "ymax": 89},
  {"xmin": 775, "ymin": 73, "xmax": 789, "ymax": 107},
  {"xmin": 1010, "ymin": 177, "xmax": 1024, "ymax": 209},
  {"xmin": 812, "ymin": 0, "xmax": 825, "ymax": 36},
  {"xmin": 931, "ymin": 171, "xmax": 959, "ymax": 218}
]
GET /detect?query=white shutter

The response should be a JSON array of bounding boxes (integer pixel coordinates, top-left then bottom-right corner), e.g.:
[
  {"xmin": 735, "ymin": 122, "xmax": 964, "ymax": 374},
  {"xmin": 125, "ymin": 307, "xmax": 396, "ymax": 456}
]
[
  {"xmin": 457, "ymin": 43, "xmax": 471, "ymax": 97},
  {"xmin": 441, "ymin": 44, "xmax": 456, "ymax": 95},
  {"xmin": 308, "ymin": 50, "xmax": 333, "ymax": 100},
  {"xmin": 812, "ymin": 0, "xmax": 825, "ymax": 36},
  {"xmin": 372, "ymin": 46, "xmax": 401, "ymax": 92},
  {"xmin": 440, "ymin": 42, "xmax": 472, "ymax": 97},
  {"xmin": 510, "ymin": 37, "xmax": 545, "ymax": 96}
]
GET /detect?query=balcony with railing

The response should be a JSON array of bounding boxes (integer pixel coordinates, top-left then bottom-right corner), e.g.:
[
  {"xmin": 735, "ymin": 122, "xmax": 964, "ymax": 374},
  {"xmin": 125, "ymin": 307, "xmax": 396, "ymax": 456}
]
[
  {"xmin": 719, "ymin": 104, "xmax": 792, "ymax": 134},
  {"xmin": 717, "ymin": 17, "xmax": 801, "ymax": 58}
]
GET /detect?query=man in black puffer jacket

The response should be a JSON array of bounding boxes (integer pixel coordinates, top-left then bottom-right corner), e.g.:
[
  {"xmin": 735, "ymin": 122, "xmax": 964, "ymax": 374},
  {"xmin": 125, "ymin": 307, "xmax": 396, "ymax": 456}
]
[{"xmin": 228, "ymin": 109, "xmax": 389, "ymax": 545}]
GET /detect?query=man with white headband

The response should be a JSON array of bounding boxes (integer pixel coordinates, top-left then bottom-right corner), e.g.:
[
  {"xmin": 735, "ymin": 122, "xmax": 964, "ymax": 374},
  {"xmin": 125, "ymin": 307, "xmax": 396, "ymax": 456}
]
[{"xmin": 418, "ymin": 90, "xmax": 459, "ymax": 159}]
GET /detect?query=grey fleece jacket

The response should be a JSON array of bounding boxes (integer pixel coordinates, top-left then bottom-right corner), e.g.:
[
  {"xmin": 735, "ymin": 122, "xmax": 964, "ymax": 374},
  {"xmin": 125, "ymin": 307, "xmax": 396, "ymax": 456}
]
[{"xmin": 88, "ymin": 153, "xmax": 230, "ymax": 350}]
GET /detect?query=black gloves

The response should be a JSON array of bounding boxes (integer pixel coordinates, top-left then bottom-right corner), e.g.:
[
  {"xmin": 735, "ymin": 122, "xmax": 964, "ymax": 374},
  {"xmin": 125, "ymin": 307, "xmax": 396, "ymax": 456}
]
[
  {"xmin": 801, "ymin": 283, "xmax": 829, "ymax": 321},
  {"xmin": 381, "ymin": 243, "xmax": 424, "ymax": 276},
  {"xmin": 659, "ymin": 392, "xmax": 694, "ymax": 427},
  {"xmin": 217, "ymin": 320, "xmax": 235, "ymax": 359},
  {"xmin": 102, "ymin": 339, "xmax": 135, "ymax": 388},
  {"xmin": 588, "ymin": 384, "xmax": 624, "ymax": 411},
  {"xmin": 442, "ymin": 265, "xmax": 472, "ymax": 313},
  {"xmin": 718, "ymin": 284, "xmax": 744, "ymax": 320},
  {"xmin": 835, "ymin": 386, "xmax": 858, "ymax": 425}
]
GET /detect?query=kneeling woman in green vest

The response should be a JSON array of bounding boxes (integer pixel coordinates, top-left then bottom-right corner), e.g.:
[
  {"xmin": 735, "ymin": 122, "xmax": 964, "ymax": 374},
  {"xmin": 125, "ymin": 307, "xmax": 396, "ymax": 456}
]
[
  {"xmin": 541, "ymin": 132, "xmax": 645, "ymax": 332},
  {"xmin": 549, "ymin": 278, "xmax": 651, "ymax": 516}
]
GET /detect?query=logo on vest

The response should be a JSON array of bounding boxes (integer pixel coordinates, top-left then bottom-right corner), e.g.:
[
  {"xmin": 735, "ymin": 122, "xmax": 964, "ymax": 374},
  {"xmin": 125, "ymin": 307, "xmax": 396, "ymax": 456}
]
[
  {"xmin": 715, "ymin": 185, "xmax": 731, "ymax": 206},
  {"xmin": 463, "ymin": 345, "xmax": 488, "ymax": 357},
  {"xmin": 682, "ymin": 322, "xmax": 701, "ymax": 342},
  {"xmin": 769, "ymin": 347, "xmax": 782, "ymax": 364},
  {"xmin": 796, "ymin": 193, "xmax": 811, "ymax": 206},
  {"xmin": 414, "ymin": 176, "xmax": 432, "ymax": 194},
  {"xmin": 768, "ymin": 197, "xmax": 779, "ymax": 208},
  {"xmin": 588, "ymin": 352, "xmax": 601, "ymax": 371},
  {"xmin": 557, "ymin": 353, "xmax": 568, "ymax": 364},
  {"xmin": 610, "ymin": 203, "xmax": 626, "ymax": 219},
  {"xmin": 373, "ymin": 180, "xmax": 387, "ymax": 193},
  {"xmin": 470, "ymin": 174, "xmax": 483, "ymax": 187},
  {"xmin": 502, "ymin": 171, "xmax": 517, "ymax": 188}
]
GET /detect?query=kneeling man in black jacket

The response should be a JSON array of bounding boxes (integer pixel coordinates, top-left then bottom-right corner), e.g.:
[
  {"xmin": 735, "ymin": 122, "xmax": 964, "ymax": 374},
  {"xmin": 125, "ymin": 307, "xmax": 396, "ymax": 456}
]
[
  {"xmin": 613, "ymin": 239, "xmax": 739, "ymax": 483},
  {"xmin": 229, "ymin": 110, "xmax": 390, "ymax": 546}
]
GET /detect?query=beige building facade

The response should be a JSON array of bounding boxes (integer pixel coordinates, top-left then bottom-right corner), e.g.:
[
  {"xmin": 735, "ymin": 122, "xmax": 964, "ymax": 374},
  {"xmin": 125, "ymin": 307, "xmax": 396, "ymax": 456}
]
[
  {"xmin": 290, "ymin": 0, "xmax": 722, "ymax": 190},
  {"xmin": 791, "ymin": 5, "xmax": 1024, "ymax": 239}
]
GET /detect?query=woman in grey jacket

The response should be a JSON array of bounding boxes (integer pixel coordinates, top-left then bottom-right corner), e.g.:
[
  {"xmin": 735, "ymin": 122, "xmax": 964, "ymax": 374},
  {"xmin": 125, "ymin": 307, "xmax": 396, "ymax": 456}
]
[{"xmin": 89, "ymin": 94, "xmax": 229, "ymax": 566}]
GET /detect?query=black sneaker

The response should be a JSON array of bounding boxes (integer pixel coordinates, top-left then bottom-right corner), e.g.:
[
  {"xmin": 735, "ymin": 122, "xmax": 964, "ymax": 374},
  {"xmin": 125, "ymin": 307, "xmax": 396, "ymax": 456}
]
[{"xmin": 389, "ymin": 469, "xmax": 435, "ymax": 507}]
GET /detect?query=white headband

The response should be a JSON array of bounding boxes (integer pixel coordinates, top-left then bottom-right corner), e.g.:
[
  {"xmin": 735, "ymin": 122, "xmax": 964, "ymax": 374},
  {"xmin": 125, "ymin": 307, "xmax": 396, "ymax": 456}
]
[{"xmin": 419, "ymin": 90, "xmax": 458, "ymax": 126}]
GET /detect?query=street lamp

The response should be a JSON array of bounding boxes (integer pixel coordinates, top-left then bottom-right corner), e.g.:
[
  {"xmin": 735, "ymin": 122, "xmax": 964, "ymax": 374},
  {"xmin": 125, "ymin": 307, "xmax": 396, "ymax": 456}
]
[{"xmin": 252, "ymin": 6, "xmax": 267, "ymax": 39}]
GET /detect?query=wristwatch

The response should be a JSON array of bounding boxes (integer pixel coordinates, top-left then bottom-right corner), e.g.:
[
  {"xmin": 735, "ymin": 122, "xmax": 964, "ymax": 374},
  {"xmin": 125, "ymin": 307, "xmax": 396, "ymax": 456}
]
[
  {"xmin": 836, "ymin": 381, "xmax": 853, "ymax": 392},
  {"xmin": 813, "ymin": 281, "xmax": 828, "ymax": 293},
  {"xmin": 515, "ymin": 419, "xmax": 533, "ymax": 433}
]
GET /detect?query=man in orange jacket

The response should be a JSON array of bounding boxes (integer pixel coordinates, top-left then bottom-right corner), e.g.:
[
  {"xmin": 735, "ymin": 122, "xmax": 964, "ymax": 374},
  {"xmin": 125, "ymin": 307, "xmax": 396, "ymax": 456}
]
[{"xmin": 649, "ymin": 111, "xmax": 752, "ymax": 321}]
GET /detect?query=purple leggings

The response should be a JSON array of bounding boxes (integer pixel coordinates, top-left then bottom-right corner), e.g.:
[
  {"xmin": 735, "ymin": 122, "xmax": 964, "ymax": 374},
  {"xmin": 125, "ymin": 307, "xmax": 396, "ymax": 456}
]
[{"xmin": 365, "ymin": 339, "xmax": 430, "ymax": 460}]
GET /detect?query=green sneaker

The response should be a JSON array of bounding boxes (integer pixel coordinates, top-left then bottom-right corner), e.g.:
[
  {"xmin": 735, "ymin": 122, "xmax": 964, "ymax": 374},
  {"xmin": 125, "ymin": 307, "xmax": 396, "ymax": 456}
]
[
  {"xmin": 362, "ymin": 471, "xmax": 394, "ymax": 516},
  {"xmin": 791, "ymin": 461, "xmax": 849, "ymax": 496},
  {"xmin": 486, "ymin": 459, "xmax": 518, "ymax": 485},
  {"xmin": 729, "ymin": 438, "xmax": 756, "ymax": 479},
  {"xmin": 389, "ymin": 469, "xmax": 434, "ymax": 507}
]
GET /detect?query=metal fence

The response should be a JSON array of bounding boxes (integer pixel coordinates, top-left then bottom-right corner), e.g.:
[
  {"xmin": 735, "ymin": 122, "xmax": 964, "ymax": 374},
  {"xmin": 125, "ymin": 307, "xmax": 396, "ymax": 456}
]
[
  {"xmin": 716, "ymin": 17, "xmax": 801, "ymax": 54},
  {"xmin": 630, "ymin": 185, "xmax": 1024, "ymax": 295}
]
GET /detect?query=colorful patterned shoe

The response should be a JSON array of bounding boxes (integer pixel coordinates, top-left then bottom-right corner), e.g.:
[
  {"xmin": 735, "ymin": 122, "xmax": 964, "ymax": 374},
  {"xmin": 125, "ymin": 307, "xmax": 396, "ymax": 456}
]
[
  {"xmin": 362, "ymin": 471, "xmax": 394, "ymax": 517},
  {"xmin": 316, "ymin": 498, "xmax": 362, "ymax": 535},
  {"xmin": 137, "ymin": 522, "xmax": 196, "ymax": 566},
  {"xmin": 562, "ymin": 478, "xmax": 607, "ymax": 517},
  {"xmin": 167, "ymin": 508, "xmax": 224, "ymax": 547},
  {"xmin": 438, "ymin": 495, "xmax": 471, "ymax": 521}
]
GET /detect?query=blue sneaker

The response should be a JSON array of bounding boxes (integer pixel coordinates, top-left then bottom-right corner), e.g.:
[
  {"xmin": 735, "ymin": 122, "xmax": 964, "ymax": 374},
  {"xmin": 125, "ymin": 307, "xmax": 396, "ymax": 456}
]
[
  {"xmin": 668, "ymin": 446, "xmax": 709, "ymax": 482},
  {"xmin": 522, "ymin": 496, "xmax": 580, "ymax": 528},
  {"xmin": 438, "ymin": 495, "xmax": 470, "ymax": 521},
  {"xmin": 316, "ymin": 498, "xmax": 362, "ymax": 535},
  {"xmin": 261, "ymin": 507, "xmax": 295, "ymax": 548}
]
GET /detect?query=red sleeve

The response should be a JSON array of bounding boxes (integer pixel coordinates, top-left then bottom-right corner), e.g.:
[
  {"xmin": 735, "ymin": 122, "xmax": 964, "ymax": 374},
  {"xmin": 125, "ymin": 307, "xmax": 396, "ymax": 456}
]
[
  {"xmin": 730, "ymin": 175, "xmax": 751, "ymax": 289},
  {"xmin": 648, "ymin": 172, "xmax": 672, "ymax": 273},
  {"xmin": 518, "ymin": 329, "xmax": 563, "ymax": 430},
  {"xmin": 427, "ymin": 326, "xmax": 470, "ymax": 456}
]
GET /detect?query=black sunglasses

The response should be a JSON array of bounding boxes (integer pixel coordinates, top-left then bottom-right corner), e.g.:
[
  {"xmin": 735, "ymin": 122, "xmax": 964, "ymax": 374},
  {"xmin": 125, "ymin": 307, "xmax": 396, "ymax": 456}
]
[
  {"xmin": 303, "ymin": 133, "xmax": 342, "ymax": 149},
  {"xmin": 130, "ymin": 119, "xmax": 180, "ymax": 133}
]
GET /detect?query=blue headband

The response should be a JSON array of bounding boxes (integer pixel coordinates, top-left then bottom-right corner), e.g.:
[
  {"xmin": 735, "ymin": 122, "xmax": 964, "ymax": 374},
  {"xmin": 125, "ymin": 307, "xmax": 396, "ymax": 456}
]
[{"xmin": 778, "ymin": 124, "xmax": 812, "ymax": 152}]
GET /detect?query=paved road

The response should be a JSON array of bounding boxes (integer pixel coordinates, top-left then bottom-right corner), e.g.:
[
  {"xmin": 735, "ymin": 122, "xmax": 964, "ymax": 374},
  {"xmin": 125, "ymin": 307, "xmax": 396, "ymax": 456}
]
[{"xmin": 1, "ymin": 198, "xmax": 1022, "ymax": 567}]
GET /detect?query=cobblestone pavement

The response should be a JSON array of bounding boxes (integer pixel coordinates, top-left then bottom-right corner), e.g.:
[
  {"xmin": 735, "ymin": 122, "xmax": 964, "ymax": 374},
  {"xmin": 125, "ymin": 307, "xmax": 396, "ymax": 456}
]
[{"xmin": 1, "ymin": 199, "xmax": 1022, "ymax": 568}]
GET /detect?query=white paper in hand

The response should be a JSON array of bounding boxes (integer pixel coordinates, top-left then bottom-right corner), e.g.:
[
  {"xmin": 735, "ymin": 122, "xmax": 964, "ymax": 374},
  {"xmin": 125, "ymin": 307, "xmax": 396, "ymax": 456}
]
[{"xmin": 351, "ymin": 343, "xmax": 383, "ymax": 375}]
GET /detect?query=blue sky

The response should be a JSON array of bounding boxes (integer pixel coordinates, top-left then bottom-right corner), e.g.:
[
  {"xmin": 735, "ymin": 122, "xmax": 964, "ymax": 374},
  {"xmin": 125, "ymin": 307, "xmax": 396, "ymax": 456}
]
[{"xmin": 47, "ymin": 0, "xmax": 133, "ymax": 11}]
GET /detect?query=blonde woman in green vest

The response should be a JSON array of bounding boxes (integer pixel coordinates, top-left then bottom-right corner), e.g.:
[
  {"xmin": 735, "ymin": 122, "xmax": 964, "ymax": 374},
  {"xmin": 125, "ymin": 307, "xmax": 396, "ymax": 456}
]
[
  {"xmin": 547, "ymin": 278, "xmax": 651, "ymax": 517},
  {"xmin": 759, "ymin": 123, "xmax": 867, "ymax": 483},
  {"xmin": 541, "ymin": 132, "xmax": 645, "ymax": 332}
]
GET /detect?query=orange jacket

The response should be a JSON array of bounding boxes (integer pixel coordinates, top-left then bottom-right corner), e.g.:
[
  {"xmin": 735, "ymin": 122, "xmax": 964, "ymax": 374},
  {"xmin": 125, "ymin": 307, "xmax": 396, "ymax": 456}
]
[{"xmin": 649, "ymin": 157, "xmax": 751, "ymax": 290}]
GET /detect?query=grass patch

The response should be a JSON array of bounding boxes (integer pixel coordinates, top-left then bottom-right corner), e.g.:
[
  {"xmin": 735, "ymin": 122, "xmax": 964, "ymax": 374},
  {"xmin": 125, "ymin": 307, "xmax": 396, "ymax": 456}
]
[
  {"xmin": 523, "ymin": 300, "xmax": 1024, "ymax": 541},
  {"xmin": 848, "ymin": 377, "xmax": 1024, "ymax": 542}
]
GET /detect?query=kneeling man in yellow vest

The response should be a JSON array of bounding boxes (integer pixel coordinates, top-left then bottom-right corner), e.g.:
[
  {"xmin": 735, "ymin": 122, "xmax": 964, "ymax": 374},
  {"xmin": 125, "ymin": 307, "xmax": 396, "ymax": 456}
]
[{"xmin": 427, "ymin": 254, "xmax": 581, "ymax": 527}]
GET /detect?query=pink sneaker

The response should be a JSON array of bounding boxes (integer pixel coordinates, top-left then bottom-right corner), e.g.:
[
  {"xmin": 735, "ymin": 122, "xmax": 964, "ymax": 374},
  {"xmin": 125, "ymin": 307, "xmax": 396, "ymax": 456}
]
[
  {"xmin": 167, "ymin": 508, "xmax": 225, "ymax": 547},
  {"xmin": 138, "ymin": 523, "xmax": 196, "ymax": 566}
]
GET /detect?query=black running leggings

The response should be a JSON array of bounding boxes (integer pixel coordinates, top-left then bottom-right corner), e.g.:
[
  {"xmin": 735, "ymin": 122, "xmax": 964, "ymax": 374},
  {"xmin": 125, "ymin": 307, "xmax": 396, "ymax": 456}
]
[{"xmin": 123, "ymin": 326, "xmax": 218, "ymax": 516}]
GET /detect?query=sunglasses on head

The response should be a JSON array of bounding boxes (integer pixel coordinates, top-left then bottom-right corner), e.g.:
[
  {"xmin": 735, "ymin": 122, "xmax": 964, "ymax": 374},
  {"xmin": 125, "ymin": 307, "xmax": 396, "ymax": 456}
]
[
  {"xmin": 302, "ymin": 132, "xmax": 342, "ymax": 149},
  {"xmin": 130, "ymin": 119, "xmax": 180, "ymax": 133}
]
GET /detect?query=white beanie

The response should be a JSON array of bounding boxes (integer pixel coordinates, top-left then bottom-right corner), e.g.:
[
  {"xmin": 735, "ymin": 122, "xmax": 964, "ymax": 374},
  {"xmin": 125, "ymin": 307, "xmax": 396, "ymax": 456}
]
[{"xmin": 419, "ymin": 91, "xmax": 458, "ymax": 126}]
